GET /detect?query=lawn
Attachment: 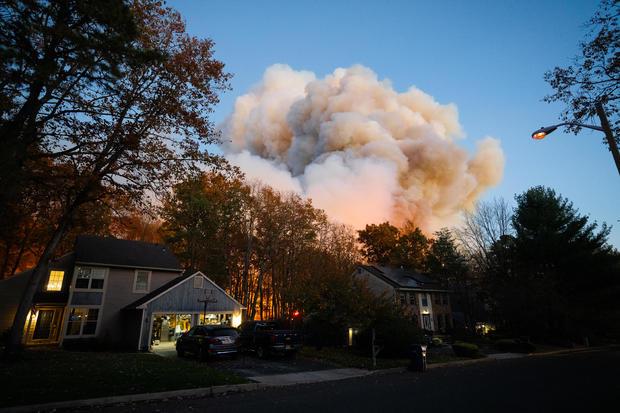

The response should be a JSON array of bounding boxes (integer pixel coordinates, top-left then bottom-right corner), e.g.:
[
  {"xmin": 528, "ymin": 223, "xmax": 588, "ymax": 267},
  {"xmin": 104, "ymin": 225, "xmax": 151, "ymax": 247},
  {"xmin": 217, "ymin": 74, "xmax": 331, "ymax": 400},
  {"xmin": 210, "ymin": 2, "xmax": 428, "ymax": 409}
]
[
  {"xmin": 299, "ymin": 346, "xmax": 468, "ymax": 370},
  {"xmin": 0, "ymin": 348, "xmax": 247, "ymax": 408}
]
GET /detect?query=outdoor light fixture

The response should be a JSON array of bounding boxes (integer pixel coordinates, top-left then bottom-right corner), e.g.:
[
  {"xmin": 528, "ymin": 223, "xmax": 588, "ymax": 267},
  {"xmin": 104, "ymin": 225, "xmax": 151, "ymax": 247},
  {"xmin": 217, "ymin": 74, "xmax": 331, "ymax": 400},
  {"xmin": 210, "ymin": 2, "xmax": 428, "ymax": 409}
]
[
  {"xmin": 532, "ymin": 102, "xmax": 620, "ymax": 176},
  {"xmin": 531, "ymin": 122, "xmax": 602, "ymax": 140},
  {"xmin": 531, "ymin": 125, "xmax": 560, "ymax": 140}
]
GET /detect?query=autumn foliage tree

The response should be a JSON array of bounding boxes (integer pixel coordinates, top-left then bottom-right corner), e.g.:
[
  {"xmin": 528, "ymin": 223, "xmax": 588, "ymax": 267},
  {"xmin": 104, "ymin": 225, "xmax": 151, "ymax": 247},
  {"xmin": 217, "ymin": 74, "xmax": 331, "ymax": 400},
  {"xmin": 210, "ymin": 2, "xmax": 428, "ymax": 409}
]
[
  {"xmin": 544, "ymin": 0, "xmax": 619, "ymax": 171},
  {"xmin": 4, "ymin": 0, "xmax": 231, "ymax": 349},
  {"xmin": 357, "ymin": 221, "xmax": 430, "ymax": 271}
]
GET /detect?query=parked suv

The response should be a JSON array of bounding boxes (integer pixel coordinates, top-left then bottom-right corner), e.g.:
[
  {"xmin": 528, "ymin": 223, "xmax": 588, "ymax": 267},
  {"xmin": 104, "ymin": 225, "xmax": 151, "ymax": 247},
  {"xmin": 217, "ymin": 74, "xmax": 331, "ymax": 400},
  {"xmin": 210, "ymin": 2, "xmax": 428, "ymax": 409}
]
[{"xmin": 176, "ymin": 325, "xmax": 240, "ymax": 360}]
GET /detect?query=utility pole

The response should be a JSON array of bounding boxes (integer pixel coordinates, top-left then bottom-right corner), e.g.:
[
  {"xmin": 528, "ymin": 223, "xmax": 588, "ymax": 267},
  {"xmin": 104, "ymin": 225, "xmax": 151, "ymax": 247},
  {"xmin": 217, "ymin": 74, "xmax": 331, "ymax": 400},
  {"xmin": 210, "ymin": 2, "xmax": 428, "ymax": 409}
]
[
  {"xmin": 198, "ymin": 289, "xmax": 217, "ymax": 325},
  {"xmin": 595, "ymin": 101, "xmax": 620, "ymax": 176}
]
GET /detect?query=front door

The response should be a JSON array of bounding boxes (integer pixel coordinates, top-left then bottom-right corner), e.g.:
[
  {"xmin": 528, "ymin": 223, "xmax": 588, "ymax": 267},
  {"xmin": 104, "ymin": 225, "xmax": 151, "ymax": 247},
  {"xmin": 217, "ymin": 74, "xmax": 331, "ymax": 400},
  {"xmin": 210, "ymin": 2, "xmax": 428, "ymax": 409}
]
[
  {"xmin": 422, "ymin": 314, "xmax": 432, "ymax": 331},
  {"xmin": 28, "ymin": 307, "xmax": 64, "ymax": 343},
  {"xmin": 33, "ymin": 310, "xmax": 55, "ymax": 340}
]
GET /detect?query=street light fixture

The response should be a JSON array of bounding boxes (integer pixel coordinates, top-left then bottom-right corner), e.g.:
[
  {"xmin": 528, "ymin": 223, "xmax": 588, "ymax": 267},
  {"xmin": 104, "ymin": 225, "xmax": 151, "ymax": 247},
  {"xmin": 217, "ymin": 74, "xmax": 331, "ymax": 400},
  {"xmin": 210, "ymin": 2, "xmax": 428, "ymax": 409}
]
[
  {"xmin": 531, "ymin": 123, "xmax": 602, "ymax": 140},
  {"xmin": 531, "ymin": 102, "xmax": 620, "ymax": 176}
]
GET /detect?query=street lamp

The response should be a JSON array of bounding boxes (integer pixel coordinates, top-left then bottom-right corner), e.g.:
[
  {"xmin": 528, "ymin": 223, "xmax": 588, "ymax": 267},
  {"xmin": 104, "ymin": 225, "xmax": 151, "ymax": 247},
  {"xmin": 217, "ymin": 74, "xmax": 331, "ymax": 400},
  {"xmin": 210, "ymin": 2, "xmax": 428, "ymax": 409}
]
[
  {"xmin": 532, "ymin": 101, "xmax": 620, "ymax": 175},
  {"xmin": 531, "ymin": 123, "xmax": 602, "ymax": 140}
]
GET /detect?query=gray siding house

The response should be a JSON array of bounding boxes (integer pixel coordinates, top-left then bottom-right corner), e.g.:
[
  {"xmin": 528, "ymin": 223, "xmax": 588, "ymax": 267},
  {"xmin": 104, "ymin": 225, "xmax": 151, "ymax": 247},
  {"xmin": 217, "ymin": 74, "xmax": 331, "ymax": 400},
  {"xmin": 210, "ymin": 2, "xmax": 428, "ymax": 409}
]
[
  {"xmin": 0, "ymin": 235, "xmax": 245, "ymax": 351},
  {"xmin": 354, "ymin": 265, "xmax": 453, "ymax": 332}
]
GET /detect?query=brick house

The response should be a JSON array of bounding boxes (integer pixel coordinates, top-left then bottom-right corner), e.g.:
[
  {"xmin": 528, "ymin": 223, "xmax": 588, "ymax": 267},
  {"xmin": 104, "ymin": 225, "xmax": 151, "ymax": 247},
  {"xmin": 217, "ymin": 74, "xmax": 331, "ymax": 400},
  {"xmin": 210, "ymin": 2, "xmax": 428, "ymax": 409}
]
[{"xmin": 353, "ymin": 265, "xmax": 453, "ymax": 332}]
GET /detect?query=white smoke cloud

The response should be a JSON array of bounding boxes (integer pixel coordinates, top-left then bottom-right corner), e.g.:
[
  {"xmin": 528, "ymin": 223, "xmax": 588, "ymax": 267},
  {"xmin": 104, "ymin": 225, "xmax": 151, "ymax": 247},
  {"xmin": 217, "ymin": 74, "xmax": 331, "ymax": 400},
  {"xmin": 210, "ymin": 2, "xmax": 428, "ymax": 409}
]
[{"xmin": 221, "ymin": 64, "xmax": 505, "ymax": 233}]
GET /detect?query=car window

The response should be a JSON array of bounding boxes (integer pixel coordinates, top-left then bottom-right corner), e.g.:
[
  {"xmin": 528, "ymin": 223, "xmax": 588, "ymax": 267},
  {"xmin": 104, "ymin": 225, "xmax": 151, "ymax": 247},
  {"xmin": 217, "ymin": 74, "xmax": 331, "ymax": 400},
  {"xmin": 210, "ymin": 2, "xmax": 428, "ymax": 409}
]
[
  {"xmin": 212, "ymin": 328, "xmax": 239, "ymax": 337},
  {"xmin": 193, "ymin": 327, "xmax": 206, "ymax": 336},
  {"xmin": 256, "ymin": 323, "xmax": 276, "ymax": 331}
]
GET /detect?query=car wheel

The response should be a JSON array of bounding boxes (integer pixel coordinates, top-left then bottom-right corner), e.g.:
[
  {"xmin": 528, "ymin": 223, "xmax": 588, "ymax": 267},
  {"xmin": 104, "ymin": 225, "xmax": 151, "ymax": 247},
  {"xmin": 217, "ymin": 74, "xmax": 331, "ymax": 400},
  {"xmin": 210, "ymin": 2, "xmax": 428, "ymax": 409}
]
[{"xmin": 257, "ymin": 345, "xmax": 267, "ymax": 359}]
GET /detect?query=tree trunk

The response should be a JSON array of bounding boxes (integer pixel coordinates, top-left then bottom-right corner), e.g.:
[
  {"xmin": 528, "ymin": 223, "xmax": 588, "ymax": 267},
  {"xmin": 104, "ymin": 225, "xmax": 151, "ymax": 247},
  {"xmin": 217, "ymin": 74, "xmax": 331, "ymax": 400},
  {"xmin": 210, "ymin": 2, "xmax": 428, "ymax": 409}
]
[
  {"xmin": 242, "ymin": 216, "xmax": 254, "ymax": 307},
  {"xmin": 7, "ymin": 207, "xmax": 75, "ymax": 351}
]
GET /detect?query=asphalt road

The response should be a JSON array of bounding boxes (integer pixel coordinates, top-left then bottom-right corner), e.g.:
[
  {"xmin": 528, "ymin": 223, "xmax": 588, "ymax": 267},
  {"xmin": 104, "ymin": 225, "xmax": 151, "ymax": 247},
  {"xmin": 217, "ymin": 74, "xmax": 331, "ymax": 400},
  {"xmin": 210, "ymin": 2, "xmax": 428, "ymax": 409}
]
[{"xmin": 74, "ymin": 348, "xmax": 620, "ymax": 413}]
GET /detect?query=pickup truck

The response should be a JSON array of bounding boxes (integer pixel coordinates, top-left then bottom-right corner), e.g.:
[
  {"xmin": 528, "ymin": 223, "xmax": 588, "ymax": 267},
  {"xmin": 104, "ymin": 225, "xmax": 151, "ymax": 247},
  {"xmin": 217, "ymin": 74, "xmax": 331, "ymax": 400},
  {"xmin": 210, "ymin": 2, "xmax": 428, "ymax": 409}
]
[{"xmin": 238, "ymin": 320, "xmax": 303, "ymax": 358}]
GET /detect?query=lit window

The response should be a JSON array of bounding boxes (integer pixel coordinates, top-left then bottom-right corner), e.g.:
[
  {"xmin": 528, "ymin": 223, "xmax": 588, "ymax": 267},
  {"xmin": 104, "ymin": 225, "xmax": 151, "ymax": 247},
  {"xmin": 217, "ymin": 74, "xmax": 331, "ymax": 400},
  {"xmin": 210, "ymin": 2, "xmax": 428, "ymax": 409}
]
[
  {"xmin": 75, "ymin": 267, "xmax": 105, "ymax": 289},
  {"xmin": 46, "ymin": 270, "xmax": 64, "ymax": 291},
  {"xmin": 133, "ymin": 270, "xmax": 150, "ymax": 293},
  {"xmin": 66, "ymin": 308, "xmax": 99, "ymax": 336},
  {"xmin": 399, "ymin": 293, "xmax": 406, "ymax": 306}
]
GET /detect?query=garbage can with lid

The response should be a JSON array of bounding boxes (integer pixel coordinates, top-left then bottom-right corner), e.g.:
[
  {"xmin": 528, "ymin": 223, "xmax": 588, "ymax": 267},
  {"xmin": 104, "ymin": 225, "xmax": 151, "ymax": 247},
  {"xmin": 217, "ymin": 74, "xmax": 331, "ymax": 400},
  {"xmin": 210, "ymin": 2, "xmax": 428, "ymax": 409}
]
[{"xmin": 409, "ymin": 344, "xmax": 427, "ymax": 372}]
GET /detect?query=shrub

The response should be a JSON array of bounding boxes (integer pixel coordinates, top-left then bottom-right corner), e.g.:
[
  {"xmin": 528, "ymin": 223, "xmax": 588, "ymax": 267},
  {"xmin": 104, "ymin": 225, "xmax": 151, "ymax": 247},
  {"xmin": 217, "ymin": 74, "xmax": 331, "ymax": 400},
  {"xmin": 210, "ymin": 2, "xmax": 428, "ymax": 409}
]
[
  {"xmin": 356, "ymin": 313, "xmax": 424, "ymax": 358},
  {"xmin": 303, "ymin": 312, "xmax": 347, "ymax": 348},
  {"xmin": 452, "ymin": 341, "xmax": 480, "ymax": 358}
]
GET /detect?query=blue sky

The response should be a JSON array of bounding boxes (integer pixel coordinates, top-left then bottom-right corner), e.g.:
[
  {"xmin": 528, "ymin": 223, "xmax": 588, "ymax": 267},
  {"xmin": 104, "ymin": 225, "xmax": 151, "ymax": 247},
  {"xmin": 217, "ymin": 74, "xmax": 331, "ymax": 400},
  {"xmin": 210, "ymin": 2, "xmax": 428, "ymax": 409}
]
[{"xmin": 168, "ymin": 0, "xmax": 618, "ymax": 248}]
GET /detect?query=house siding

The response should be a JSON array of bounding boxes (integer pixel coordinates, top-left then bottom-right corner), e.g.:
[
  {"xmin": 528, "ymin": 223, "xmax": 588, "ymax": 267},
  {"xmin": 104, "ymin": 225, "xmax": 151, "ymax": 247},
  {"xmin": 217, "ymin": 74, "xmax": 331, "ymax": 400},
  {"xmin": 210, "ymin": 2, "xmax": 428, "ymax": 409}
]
[{"xmin": 96, "ymin": 267, "xmax": 181, "ymax": 348}]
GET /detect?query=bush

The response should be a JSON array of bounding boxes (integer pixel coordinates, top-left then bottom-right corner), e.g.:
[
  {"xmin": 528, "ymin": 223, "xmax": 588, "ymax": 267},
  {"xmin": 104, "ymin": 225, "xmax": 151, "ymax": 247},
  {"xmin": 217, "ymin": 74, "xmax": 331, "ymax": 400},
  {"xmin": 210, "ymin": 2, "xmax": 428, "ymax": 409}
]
[
  {"xmin": 452, "ymin": 341, "xmax": 480, "ymax": 358},
  {"xmin": 495, "ymin": 338, "xmax": 536, "ymax": 353},
  {"xmin": 356, "ymin": 313, "xmax": 424, "ymax": 358},
  {"xmin": 303, "ymin": 312, "xmax": 347, "ymax": 348}
]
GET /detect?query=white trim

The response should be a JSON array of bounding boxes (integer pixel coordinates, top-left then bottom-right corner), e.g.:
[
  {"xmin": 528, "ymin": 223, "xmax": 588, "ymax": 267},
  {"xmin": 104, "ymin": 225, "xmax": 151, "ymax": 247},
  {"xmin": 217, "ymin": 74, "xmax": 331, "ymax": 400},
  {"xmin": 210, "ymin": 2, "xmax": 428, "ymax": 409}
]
[
  {"xmin": 61, "ymin": 265, "xmax": 109, "ymax": 344},
  {"xmin": 63, "ymin": 306, "xmax": 102, "ymax": 338},
  {"xmin": 137, "ymin": 309, "xmax": 147, "ymax": 351},
  {"xmin": 72, "ymin": 265, "xmax": 108, "ymax": 292},
  {"xmin": 135, "ymin": 272, "xmax": 246, "ymax": 310},
  {"xmin": 132, "ymin": 270, "xmax": 152, "ymax": 294},
  {"xmin": 75, "ymin": 260, "xmax": 183, "ymax": 273}
]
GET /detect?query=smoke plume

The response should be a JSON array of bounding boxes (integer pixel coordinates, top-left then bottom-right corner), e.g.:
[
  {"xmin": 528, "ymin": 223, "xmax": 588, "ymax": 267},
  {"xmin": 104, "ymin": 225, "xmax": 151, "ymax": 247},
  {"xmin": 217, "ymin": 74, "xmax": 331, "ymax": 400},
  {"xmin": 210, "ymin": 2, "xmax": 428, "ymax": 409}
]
[{"xmin": 221, "ymin": 64, "xmax": 504, "ymax": 233}]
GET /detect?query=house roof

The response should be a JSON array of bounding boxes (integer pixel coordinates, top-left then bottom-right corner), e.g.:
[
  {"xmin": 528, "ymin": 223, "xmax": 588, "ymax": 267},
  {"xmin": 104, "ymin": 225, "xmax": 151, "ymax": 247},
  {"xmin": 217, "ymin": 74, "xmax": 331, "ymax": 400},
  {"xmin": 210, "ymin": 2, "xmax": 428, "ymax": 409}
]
[
  {"xmin": 359, "ymin": 265, "xmax": 447, "ymax": 291},
  {"xmin": 123, "ymin": 271, "xmax": 246, "ymax": 310},
  {"xmin": 75, "ymin": 235, "xmax": 182, "ymax": 272}
]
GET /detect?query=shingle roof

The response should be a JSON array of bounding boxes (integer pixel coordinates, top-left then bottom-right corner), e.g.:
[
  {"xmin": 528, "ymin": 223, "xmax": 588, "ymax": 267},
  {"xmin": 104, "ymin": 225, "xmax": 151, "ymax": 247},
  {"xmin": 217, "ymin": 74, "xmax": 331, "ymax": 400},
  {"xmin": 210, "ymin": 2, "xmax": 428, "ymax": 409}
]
[
  {"xmin": 75, "ymin": 235, "xmax": 182, "ymax": 271},
  {"xmin": 360, "ymin": 265, "xmax": 446, "ymax": 291}
]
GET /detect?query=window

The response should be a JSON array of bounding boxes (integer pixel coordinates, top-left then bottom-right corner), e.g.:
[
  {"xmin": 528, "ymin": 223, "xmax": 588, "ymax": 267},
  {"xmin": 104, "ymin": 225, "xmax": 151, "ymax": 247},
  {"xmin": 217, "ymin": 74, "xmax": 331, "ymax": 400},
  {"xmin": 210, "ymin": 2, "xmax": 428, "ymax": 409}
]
[
  {"xmin": 421, "ymin": 293, "xmax": 428, "ymax": 307},
  {"xmin": 438, "ymin": 314, "xmax": 444, "ymax": 330},
  {"xmin": 46, "ymin": 270, "xmax": 64, "ymax": 291},
  {"xmin": 409, "ymin": 293, "xmax": 416, "ymax": 306},
  {"xmin": 399, "ymin": 293, "xmax": 406, "ymax": 306},
  {"xmin": 66, "ymin": 308, "xmax": 99, "ymax": 336},
  {"xmin": 434, "ymin": 293, "xmax": 440, "ymax": 304},
  {"xmin": 133, "ymin": 270, "xmax": 151, "ymax": 293},
  {"xmin": 442, "ymin": 293, "xmax": 448, "ymax": 305},
  {"xmin": 194, "ymin": 276, "xmax": 204, "ymax": 289},
  {"xmin": 75, "ymin": 267, "xmax": 105, "ymax": 289}
]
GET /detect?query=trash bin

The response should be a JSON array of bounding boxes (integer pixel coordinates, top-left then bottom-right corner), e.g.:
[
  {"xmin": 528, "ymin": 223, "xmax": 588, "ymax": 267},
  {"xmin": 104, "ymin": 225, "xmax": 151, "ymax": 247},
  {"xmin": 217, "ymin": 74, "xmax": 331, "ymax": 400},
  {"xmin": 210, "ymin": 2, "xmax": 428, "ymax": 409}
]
[{"xmin": 409, "ymin": 344, "xmax": 427, "ymax": 372}]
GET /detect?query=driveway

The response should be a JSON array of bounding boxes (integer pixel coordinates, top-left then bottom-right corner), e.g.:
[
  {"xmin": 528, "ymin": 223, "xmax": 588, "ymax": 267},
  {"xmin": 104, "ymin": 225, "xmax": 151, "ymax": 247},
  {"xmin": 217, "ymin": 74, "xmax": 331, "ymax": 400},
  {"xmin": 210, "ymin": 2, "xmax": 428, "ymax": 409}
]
[{"xmin": 152, "ymin": 342, "xmax": 335, "ymax": 378}]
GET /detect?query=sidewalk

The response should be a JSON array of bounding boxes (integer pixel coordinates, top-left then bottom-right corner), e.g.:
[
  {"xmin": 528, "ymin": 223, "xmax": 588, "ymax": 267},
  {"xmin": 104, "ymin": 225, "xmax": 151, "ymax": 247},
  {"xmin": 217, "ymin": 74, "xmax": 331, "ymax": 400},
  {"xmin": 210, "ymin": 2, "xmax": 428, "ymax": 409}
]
[{"xmin": 2, "ymin": 346, "xmax": 608, "ymax": 413}]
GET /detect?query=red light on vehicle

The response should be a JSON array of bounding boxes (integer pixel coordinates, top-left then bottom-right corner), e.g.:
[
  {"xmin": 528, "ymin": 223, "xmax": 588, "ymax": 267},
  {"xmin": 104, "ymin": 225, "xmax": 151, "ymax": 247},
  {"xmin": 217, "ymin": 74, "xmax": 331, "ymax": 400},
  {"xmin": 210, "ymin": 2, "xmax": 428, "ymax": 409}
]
[{"xmin": 293, "ymin": 310, "xmax": 300, "ymax": 317}]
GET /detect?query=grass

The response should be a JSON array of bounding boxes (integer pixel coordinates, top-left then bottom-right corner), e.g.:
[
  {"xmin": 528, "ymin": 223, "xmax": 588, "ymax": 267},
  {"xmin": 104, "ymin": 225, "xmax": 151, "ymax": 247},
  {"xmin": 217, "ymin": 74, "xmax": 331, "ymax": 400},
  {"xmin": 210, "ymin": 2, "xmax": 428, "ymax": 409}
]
[
  {"xmin": 0, "ymin": 348, "xmax": 247, "ymax": 408},
  {"xmin": 299, "ymin": 346, "xmax": 470, "ymax": 370}
]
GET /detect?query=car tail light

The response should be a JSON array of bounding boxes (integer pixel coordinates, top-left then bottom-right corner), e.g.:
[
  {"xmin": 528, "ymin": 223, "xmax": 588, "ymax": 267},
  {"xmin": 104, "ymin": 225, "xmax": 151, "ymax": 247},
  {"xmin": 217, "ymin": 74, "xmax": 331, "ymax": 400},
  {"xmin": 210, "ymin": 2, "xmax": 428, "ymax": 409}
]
[
  {"xmin": 209, "ymin": 338, "xmax": 222, "ymax": 344},
  {"xmin": 269, "ymin": 334, "xmax": 276, "ymax": 343}
]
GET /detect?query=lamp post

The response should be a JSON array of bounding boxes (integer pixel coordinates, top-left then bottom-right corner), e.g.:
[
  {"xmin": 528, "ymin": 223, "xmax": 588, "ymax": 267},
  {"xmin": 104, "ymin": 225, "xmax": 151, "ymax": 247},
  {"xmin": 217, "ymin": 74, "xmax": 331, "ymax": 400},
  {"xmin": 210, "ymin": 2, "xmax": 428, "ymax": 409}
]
[{"xmin": 532, "ymin": 102, "xmax": 620, "ymax": 176}]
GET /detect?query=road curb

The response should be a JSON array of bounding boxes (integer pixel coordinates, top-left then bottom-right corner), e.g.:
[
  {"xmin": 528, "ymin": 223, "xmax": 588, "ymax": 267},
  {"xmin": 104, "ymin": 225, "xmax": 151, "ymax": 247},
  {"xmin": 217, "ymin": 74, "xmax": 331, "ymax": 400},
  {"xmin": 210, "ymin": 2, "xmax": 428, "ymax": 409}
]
[
  {"xmin": 0, "ymin": 382, "xmax": 266, "ymax": 413},
  {"xmin": 3, "ymin": 346, "xmax": 613, "ymax": 412}
]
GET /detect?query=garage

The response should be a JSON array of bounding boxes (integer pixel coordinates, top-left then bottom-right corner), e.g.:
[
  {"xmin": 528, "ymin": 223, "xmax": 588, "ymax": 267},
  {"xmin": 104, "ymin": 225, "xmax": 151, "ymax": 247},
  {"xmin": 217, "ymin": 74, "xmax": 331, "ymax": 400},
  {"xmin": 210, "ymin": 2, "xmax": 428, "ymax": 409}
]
[{"xmin": 123, "ymin": 271, "xmax": 245, "ymax": 351}]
